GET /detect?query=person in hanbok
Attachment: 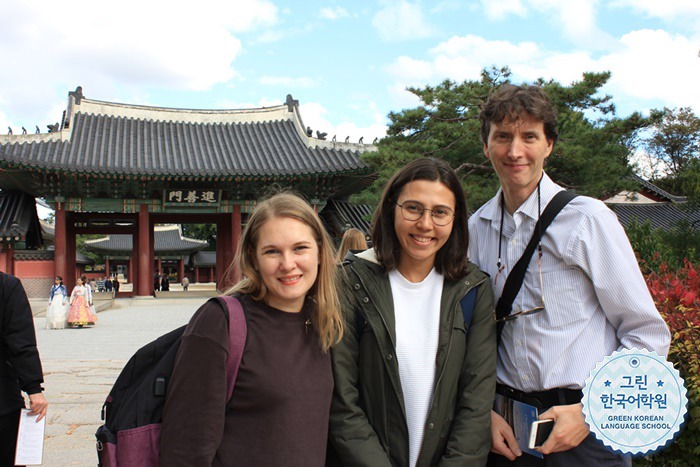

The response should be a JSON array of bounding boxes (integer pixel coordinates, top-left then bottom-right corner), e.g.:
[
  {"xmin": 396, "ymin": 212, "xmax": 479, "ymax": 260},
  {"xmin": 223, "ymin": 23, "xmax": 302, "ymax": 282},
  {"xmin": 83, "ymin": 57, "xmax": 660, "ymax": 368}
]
[
  {"xmin": 68, "ymin": 275, "xmax": 97, "ymax": 327},
  {"xmin": 46, "ymin": 276, "xmax": 69, "ymax": 329}
]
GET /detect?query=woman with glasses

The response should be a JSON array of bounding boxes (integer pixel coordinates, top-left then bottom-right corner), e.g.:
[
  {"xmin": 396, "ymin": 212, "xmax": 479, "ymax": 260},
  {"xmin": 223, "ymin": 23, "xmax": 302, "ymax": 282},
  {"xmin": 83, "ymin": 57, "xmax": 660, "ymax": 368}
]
[
  {"xmin": 329, "ymin": 157, "xmax": 497, "ymax": 467},
  {"xmin": 46, "ymin": 276, "xmax": 69, "ymax": 329}
]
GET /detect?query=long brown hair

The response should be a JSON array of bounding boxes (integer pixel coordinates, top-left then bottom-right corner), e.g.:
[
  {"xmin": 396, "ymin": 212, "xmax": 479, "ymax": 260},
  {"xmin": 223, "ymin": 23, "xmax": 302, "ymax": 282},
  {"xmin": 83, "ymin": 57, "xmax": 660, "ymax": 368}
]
[{"xmin": 225, "ymin": 192, "xmax": 343, "ymax": 352}]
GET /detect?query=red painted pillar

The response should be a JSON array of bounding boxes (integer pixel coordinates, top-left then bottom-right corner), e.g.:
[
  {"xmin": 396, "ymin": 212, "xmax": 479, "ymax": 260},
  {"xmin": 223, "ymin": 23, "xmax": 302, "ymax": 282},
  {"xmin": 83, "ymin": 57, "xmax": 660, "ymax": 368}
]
[
  {"xmin": 195, "ymin": 266, "xmax": 200, "ymax": 284},
  {"xmin": 105, "ymin": 257, "xmax": 110, "ymax": 277},
  {"xmin": 54, "ymin": 202, "xmax": 67, "ymax": 284},
  {"xmin": 137, "ymin": 204, "xmax": 151, "ymax": 296},
  {"xmin": 5, "ymin": 244, "xmax": 14, "ymax": 276},
  {"xmin": 178, "ymin": 258, "xmax": 185, "ymax": 282}
]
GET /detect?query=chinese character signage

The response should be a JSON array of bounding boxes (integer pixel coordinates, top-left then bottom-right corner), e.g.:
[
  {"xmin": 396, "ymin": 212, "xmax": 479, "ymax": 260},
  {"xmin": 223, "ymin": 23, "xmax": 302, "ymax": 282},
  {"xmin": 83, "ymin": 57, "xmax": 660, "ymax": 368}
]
[{"xmin": 164, "ymin": 189, "xmax": 220, "ymax": 207}]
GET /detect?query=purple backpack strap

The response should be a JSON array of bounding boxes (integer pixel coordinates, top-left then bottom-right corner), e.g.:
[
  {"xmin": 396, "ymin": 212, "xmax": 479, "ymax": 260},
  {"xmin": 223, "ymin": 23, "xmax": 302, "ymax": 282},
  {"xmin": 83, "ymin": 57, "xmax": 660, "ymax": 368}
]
[{"xmin": 219, "ymin": 295, "xmax": 247, "ymax": 402}]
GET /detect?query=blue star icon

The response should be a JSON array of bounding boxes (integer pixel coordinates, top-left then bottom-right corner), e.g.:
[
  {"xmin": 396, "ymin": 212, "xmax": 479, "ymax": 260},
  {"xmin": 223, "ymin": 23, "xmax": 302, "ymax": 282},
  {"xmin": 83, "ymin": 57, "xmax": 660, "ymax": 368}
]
[
  {"xmin": 657, "ymin": 380, "xmax": 664, "ymax": 387},
  {"xmin": 604, "ymin": 380, "xmax": 611, "ymax": 387}
]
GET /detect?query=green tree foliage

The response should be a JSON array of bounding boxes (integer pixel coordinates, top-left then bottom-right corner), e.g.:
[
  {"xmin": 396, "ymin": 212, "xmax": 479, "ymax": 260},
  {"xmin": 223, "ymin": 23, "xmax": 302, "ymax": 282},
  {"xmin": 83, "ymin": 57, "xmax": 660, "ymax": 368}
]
[
  {"xmin": 181, "ymin": 223, "xmax": 216, "ymax": 250},
  {"xmin": 354, "ymin": 67, "xmax": 651, "ymax": 212},
  {"xmin": 646, "ymin": 107, "xmax": 700, "ymax": 204},
  {"xmin": 648, "ymin": 107, "xmax": 700, "ymax": 177}
]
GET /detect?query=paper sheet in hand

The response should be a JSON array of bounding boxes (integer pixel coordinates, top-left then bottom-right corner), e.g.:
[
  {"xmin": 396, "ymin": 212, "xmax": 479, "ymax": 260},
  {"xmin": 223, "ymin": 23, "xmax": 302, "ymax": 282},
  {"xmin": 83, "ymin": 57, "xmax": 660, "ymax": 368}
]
[
  {"xmin": 14, "ymin": 408, "xmax": 45, "ymax": 466},
  {"xmin": 494, "ymin": 394, "xmax": 543, "ymax": 459}
]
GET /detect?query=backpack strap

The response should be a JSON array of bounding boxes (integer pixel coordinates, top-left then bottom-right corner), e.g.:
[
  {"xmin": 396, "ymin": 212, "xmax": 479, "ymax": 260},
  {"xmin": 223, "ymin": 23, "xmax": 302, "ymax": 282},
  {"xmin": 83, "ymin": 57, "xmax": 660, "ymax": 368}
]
[
  {"xmin": 459, "ymin": 284, "xmax": 480, "ymax": 332},
  {"xmin": 218, "ymin": 296, "xmax": 247, "ymax": 402},
  {"xmin": 495, "ymin": 190, "xmax": 579, "ymax": 341}
]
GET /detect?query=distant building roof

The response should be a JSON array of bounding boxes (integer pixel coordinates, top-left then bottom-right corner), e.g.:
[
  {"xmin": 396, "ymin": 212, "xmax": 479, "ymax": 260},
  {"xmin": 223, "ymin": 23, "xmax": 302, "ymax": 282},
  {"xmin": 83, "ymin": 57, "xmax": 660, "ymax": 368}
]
[
  {"xmin": 13, "ymin": 249, "xmax": 93, "ymax": 265},
  {"xmin": 320, "ymin": 199, "xmax": 373, "ymax": 238},
  {"xmin": 0, "ymin": 191, "xmax": 43, "ymax": 247},
  {"xmin": 605, "ymin": 176, "xmax": 699, "ymax": 231},
  {"xmin": 84, "ymin": 225, "xmax": 207, "ymax": 255},
  {"xmin": 610, "ymin": 203, "xmax": 700, "ymax": 231},
  {"xmin": 192, "ymin": 250, "xmax": 217, "ymax": 268}
]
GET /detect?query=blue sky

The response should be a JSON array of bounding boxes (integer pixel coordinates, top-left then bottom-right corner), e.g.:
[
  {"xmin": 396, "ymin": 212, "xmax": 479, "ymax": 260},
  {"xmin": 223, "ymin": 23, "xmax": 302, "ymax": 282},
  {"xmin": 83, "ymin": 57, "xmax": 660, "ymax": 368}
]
[{"xmin": 1, "ymin": 0, "xmax": 699, "ymax": 145}]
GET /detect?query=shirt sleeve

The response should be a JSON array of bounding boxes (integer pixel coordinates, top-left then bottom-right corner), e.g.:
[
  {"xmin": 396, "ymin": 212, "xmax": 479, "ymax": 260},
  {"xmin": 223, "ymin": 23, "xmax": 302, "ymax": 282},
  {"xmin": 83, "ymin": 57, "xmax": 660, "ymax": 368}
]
[
  {"xmin": 2, "ymin": 275, "xmax": 44, "ymax": 394},
  {"xmin": 566, "ymin": 208, "xmax": 671, "ymax": 356},
  {"xmin": 160, "ymin": 300, "xmax": 230, "ymax": 466}
]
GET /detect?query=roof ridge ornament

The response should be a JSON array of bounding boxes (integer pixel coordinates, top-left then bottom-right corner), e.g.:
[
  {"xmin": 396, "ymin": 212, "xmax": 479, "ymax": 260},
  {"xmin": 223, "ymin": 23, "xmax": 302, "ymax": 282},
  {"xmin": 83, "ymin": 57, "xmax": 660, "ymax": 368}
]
[{"xmin": 285, "ymin": 94, "xmax": 299, "ymax": 112}]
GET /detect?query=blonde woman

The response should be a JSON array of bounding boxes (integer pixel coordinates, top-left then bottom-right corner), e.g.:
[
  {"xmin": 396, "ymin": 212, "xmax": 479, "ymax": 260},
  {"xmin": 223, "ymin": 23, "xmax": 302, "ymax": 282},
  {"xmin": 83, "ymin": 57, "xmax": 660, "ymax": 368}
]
[
  {"xmin": 161, "ymin": 192, "xmax": 343, "ymax": 467},
  {"xmin": 336, "ymin": 227, "xmax": 368, "ymax": 263}
]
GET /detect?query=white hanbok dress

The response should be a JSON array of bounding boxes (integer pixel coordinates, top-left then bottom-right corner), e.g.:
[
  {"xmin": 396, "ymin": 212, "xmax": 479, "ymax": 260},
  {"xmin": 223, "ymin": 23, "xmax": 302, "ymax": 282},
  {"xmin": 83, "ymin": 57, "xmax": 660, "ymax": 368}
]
[{"xmin": 46, "ymin": 284, "xmax": 69, "ymax": 329}]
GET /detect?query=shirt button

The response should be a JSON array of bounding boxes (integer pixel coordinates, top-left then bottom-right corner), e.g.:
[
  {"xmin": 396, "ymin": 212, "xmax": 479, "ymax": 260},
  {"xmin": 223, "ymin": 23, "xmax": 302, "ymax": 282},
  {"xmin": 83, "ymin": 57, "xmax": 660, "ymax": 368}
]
[
  {"xmin": 523, "ymin": 375, "xmax": 530, "ymax": 381},
  {"xmin": 516, "ymin": 340, "xmax": 522, "ymax": 347},
  {"xmin": 510, "ymin": 239, "xmax": 517, "ymax": 245}
]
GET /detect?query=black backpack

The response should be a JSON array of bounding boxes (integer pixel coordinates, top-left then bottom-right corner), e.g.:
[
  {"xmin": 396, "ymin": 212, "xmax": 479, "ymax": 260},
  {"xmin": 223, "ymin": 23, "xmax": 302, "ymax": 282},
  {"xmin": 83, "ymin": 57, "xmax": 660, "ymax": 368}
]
[{"xmin": 95, "ymin": 296, "xmax": 246, "ymax": 467}]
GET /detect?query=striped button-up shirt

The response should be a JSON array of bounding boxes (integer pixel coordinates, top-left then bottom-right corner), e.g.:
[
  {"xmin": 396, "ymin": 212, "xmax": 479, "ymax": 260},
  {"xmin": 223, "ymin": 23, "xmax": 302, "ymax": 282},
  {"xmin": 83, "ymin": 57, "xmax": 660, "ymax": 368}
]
[{"xmin": 468, "ymin": 172, "xmax": 670, "ymax": 392}]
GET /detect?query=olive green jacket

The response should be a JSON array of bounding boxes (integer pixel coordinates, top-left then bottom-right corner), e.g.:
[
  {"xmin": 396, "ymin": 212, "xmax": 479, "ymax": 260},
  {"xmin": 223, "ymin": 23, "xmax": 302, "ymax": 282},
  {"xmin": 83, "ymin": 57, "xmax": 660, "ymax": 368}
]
[{"xmin": 329, "ymin": 249, "xmax": 497, "ymax": 467}]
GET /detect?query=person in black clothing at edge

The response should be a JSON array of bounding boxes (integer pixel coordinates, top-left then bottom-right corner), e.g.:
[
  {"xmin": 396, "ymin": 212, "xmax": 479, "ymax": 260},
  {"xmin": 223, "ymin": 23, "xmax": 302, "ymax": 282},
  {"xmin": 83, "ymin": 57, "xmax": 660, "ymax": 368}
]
[{"xmin": 0, "ymin": 272, "xmax": 48, "ymax": 467}]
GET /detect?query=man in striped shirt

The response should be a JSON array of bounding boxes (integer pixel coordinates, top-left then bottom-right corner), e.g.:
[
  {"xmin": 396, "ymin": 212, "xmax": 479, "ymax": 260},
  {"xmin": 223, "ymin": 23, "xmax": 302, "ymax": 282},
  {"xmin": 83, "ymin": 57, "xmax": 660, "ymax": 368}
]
[{"xmin": 468, "ymin": 84, "xmax": 671, "ymax": 466}]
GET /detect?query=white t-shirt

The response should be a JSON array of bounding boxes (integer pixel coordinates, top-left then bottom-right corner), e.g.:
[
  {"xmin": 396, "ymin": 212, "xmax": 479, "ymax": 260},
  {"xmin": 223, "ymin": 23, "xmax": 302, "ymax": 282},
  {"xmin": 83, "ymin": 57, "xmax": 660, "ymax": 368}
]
[{"xmin": 389, "ymin": 267, "xmax": 443, "ymax": 467}]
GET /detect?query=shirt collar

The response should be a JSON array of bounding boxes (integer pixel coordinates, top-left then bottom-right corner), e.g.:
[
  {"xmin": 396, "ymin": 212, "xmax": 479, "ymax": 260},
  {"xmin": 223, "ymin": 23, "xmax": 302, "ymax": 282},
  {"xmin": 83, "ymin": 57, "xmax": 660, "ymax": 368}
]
[{"xmin": 478, "ymin": 171, "xmax": 563, "ymax": 224}]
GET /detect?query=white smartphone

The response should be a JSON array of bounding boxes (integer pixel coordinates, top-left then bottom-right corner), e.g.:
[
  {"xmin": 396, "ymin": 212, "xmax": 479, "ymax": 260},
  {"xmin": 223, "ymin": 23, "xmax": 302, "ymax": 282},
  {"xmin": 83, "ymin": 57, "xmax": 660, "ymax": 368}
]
[{"xmin": 528, "ymin": 419, "xmax": 554, "ymax": 449}]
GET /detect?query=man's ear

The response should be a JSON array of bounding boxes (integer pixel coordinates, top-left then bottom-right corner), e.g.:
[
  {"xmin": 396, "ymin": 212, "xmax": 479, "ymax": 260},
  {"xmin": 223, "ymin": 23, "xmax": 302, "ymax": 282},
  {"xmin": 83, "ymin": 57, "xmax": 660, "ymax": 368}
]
[{"xmin": 483, "ymin": 143, "xmax": 490, "ymax": 159}]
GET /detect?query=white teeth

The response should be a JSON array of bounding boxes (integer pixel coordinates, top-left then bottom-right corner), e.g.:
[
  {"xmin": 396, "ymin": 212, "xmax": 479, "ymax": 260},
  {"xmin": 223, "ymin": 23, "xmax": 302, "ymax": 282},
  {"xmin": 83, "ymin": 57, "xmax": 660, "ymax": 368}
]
[
  {"xmin": 412, "ymin": 235, "xmax": 432, "ymax": 243},
  {"xmin": 279, "ymin": 276, "xmax": 301, "ymax": 283}
]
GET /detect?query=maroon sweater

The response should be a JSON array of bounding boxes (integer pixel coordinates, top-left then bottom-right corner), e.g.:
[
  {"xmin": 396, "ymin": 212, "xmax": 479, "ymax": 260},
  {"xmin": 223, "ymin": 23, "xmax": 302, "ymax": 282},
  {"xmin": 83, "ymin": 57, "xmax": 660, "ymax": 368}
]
[{"xmin": 160, "ymin": 295, "xmax": 332, "ymax": 466}]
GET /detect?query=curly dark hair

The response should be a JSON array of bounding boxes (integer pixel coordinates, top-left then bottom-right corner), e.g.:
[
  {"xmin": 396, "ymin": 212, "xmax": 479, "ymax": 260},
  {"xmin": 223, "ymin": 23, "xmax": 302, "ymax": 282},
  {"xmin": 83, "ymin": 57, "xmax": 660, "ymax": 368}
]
[{"xmin": 479, "ymin": 84, "xmax": 558, "ymax": 145}]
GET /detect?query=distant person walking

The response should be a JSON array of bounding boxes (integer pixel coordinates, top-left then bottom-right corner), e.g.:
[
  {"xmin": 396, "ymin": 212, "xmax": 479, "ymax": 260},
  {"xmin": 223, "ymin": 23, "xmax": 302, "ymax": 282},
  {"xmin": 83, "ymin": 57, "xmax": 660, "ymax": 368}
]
[
  {"xmin": 154, "ymin": 270, "xmax": 161, "ymax": 293},
  {"xmin": 46, "ymin": 276, "xmax": 69, "ymax": 329},
  {"xmin": 68, "ymin": 276, "xmax": 96, "ymax": 327},
  {"xmin": 181, "ymin": 276, "xmax": 190, "ymax": 292},
  {"xmin": 1, "ymin": 272, "xmax": 49, "ymax": 467}
]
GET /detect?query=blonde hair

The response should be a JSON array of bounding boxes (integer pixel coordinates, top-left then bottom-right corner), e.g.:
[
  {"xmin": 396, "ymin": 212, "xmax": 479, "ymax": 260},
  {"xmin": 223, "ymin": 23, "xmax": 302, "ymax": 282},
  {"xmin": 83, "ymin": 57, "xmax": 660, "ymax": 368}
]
[
  {"xmin": 336, "ymin": 228, "xmax": 368, "ymax": 262},
  {"xmin": 225, "ymin": 192, "xmax": 343, "ymax": 352}
]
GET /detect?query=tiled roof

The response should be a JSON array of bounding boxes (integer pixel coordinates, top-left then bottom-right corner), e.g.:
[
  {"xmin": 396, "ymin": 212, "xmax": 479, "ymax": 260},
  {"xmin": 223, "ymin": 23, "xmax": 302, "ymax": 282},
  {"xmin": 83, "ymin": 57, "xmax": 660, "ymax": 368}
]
[
  {"xmin": 0, "ymin": 191, "xmax": 43, "ymax": 247},
  {"xmin": 320, "ymin": 199, "xmax": 373, "ymax": 237},
  {"xmin": 84, "ymin": 225, "xmax": 207, "ymax": 254},
  {"xmin": 609, "ymin": 203, "xmax": 700, "ymax": 231},
  {"xmin": 13, "ymin": 249, "xmax": 94, "ymax": 265},
  {"xmin": 631, "ymin": 175, "xmax": 686, "ymax": 203},
  {"xmin": 192, "ymin": 250, "xmax": 217, "ymax": 267},
  {"xmin": 0, "ymin": 93, "xmax": 372, "ymax": 179}
]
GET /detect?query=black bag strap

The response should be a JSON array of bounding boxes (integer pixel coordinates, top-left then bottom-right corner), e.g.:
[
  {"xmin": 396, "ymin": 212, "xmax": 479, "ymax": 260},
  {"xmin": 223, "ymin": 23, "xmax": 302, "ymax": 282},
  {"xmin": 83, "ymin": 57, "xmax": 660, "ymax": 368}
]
[{"xmin": 495, "ymin": 190, "xmax": 579, "ymax": 341}]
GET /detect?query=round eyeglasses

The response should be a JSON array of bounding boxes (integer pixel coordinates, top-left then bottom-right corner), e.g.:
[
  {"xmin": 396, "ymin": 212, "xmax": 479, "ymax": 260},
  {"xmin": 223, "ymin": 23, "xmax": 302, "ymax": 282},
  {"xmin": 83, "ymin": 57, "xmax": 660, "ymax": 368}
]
[{"xmin": 396, "ymin": 201, "xmax": 455, "ymax": 226}]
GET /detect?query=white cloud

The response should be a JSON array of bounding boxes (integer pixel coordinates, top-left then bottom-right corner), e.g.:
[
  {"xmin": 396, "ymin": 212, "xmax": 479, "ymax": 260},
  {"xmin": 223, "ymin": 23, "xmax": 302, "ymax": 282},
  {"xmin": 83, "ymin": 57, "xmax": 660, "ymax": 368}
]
[
  {"xmin": 479, "ymin": 0, "xmax": 526, "ymax": 20},
  {"xmin": 0, "ymin": 0, "xmax": 278, "ymax": 126},
  {"xmin": 319, "ymin": 7, "xmax": 350, "ymax": 20},
  {"xmin": 611, "ymin": 0, "xmax": 700, "ymax": 22},
  {"xmin": 383, "ymin": 28, "xmax": 700, "ymax": 116},
  {"xmin": 600, "ymin": 29, "xmax": 700, "ymax": 112},
  {"xmin": 372, "ymin": 1, "xmax": 434, "ymax": 42},
  {"xmin": 301, "ymin": 102, "xmax": 386, "ymax": 143},
  {"xmin": 259, "ymin": 76, "xmax": 318, "ymax": 88}
]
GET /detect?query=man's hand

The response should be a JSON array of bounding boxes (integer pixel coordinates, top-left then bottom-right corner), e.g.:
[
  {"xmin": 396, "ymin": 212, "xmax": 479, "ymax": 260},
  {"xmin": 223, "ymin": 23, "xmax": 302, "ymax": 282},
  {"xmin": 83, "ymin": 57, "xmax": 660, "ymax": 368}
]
[
  {"xmin": 28, "ymin": 393, "xmax": 48, "ymax": 422},
  {"xmin": 537, "ymin": 403, "xmax": 589, "ymax": 454},
  {"xmin": 491, "ymin": 410, "xmax": 522, "ymax": 460}
]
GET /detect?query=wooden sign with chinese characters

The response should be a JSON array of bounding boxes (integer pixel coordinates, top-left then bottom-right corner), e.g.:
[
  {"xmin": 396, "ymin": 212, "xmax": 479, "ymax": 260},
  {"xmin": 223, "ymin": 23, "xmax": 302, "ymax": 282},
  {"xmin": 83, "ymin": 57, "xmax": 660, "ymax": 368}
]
[{"xmin": 164, "ymin": 189, "xmax": 221, "ymax": 207}]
